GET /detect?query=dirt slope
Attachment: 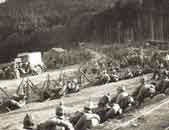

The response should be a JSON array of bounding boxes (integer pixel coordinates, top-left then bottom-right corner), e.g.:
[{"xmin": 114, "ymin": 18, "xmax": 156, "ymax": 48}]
[{"xmin": 117, "ymin": 98, "xmax": 169, "ymax": 130}]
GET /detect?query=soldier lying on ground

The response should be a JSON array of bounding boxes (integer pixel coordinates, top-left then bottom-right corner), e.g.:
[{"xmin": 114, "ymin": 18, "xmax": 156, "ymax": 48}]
[
  {"xmin": 74, "ymin": 101, "xmax": 100, "ymax": 130},
  {"xmin": 105, "ymin": 103, "xmax": 122, "ymax": 119},
  {"xmin": 115, "ymin": 86, "xmax": 134, "ymax": 112},
  {"xmin": 134, "ymin": 77, "xmax": 156, "ymax": 105},
  {"xmin": 93, "ymin": 94, "xmax": 111, "ymax": 122},
  {"xmin": 1, "ymin": 94, "xmax": 27, "ymax": 111},
  {"xmin": 37, "ymin": 101, "xmax": 75, "ymax": 130},
  {"xmin": 94, "ymin": 93, "xmax": 122, "ymax": 122}
]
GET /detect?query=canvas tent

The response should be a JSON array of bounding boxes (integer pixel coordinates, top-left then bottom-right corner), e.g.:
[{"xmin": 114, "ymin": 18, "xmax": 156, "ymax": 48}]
[{"xmin": 43, "ymin": 48, "xmax": 67, "ymax": 68}]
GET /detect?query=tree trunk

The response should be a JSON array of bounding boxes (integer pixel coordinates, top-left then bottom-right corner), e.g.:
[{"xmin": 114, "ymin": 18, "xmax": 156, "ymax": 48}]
[{"xmin": 150, "ymin": 14, "xmax": 155, "ymax": 40}]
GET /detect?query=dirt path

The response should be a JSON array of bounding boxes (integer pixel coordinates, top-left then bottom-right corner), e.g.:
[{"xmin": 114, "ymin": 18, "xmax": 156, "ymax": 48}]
[
  {"xmin": 0, "ymin": 74, "xmax": 152, "ymax": 130},
  {"xmin": 115, "ymin": 97, "xmax": 169, "ymax": 130}
]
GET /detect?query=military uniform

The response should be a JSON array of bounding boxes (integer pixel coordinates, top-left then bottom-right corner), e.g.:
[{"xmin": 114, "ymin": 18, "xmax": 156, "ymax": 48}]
[
  {"xmin": 115, "ymin": 86, "xmax": 134, "ymax": 110},
  {"xmin": 94, "ymin": 94, "xmax": 111, "ymax": 122},
  {"xmin": 37, "ymin": 101, "xmax": 75, "ymax": 130},
  {"xmin": 110, "ymin": 69, "xmax": 119, "ymax": 82},
  {"xmin": 105, "ymin": 103, "xmax": 122, "ymax": 119},
  {"xmin": 136, "ymin": 84, "xmax": 156, "ymax": 105},
  {"xmin": 125, "ymin": 69, "xmax": 134, "ymax": 79},
  {"xmin": 151, "ymin": 57, "xmax": 161, "ymax": 80},
  {"xmin": 156, "ymin": 73, "xmax": 169, "ymax": 93},
  {"xmin": 3, "ymin": 94, "xmax": 27, "ymax": 111},
  {"xmin": 74, "ymin": 101, "xmax": 100, "ymax": 130},
  {"xmin": 67, "ymin": 79, "xmax": 80, "ymax": 93},
  {"xmin": 100, "ymin": 70, "xmax": 111, "ymax": 84}
]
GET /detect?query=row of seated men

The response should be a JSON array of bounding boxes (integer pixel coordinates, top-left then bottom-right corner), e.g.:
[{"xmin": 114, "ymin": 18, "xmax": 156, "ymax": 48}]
[
  {"xmin": 20, "ymin": 74, "xmax": 169, "ymax": 130},
  {"xmin": 0, "ymin": 78, "xmax": 81, "ymax": 112},
  {"xmin": 2, "ymin": 65, "xmax": 168, "ymax": 113},
  {"xmin": 93, "ymin": 66, "xmax": 144, "ymax": 86}
]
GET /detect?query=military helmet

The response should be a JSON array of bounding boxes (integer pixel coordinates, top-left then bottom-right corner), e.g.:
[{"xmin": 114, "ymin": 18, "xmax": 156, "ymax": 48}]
[
  {"xmin": 55, "ymin": 101, "xmax": 65, "ymax": 118},
  {"xmin": 23, "ymin": 114, "xmax": 34, "ymax": 129}
]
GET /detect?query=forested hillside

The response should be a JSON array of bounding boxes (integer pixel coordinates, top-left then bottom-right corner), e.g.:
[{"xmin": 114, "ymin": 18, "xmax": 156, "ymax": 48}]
[
  {"xmin": 0, "ymin": 0, "xmax": 116, "ymax": 61},
  {"xmin": 0, "ymin": 0, "xmax": 168, "ymax": 62}
]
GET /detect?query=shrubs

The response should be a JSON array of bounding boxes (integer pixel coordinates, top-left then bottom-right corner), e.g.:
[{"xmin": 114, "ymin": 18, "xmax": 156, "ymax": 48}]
[{"xmin": 45, "ymin": 48, "xmax": 92, "ymax": 69}]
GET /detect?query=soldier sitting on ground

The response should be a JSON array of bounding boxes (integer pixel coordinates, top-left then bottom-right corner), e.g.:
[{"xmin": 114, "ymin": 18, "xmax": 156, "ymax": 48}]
[
  {"xmin": 74, "ymin": 100, "xmax": 100, "ymax": 130},
  {"xmin": 156, "ymin": 70, "xmax": 169, "ymax": 94},
  {"xmin": 151, "ymin": 58, "xmax": 162, "ymax": 80},
  {"xmin": 109, "ymin": 68, "xmax": 119, "ymax": 82},
  {"xmin": 99, "ymin": 70, "xmax": 111, "ymax": 84},
  {"xmin": 37, "ymin": 101, "xmax": 75, "ymax": 130},
  {"xmin": 67, "ymin": 79, "xmax": 80, "ymax": 93},
  {"xmin": 6, "ymin": 63, "xmax": 20, "ymax": 79},
  {"xmin": 134, "ymin": 65, "xmax": 143, "ymax": 77},
  {"xmin": 124, "ymin": 68, "xmax": 134, "ymax": 79},
  {"xmin": 44, "ymin": 80, "xmax": 68, "ymax": 100},
  {"xmin": 115, "ymin": 86, "xmax": 134, "ymax": 112}
]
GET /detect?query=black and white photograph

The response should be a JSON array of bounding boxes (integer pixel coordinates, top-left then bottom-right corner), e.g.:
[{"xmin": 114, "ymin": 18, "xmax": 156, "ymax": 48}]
[{"xmin": 0, "ymin": 0, "xmax": 169, "ymax": 130}]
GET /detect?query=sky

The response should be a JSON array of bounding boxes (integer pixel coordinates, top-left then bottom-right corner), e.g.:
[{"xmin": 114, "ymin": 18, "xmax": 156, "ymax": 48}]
[{"xmin": 0, "ymin": 0, "xmax": 6, "ymax": 4}]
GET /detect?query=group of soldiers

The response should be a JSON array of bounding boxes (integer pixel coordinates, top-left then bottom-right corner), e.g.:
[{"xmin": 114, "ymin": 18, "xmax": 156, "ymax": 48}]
[
  {"xmin": 0, "ymin": 50, "xmax": 159, "ymax": 113},
  {"xmin": 84, "ymin": 60, "xmax": 147, "ymax": 86},
  {"xmin": 41, "ymin": 78, "xmax": 80, "ymax": 101},
  {"xmin": 20, "ymin": 69, "xmax": 169, "ymax": 130},
  {"xmin": 1, "ymin": 49, "xmax": 169, "ymax": 129},
  {"xmin": 0, "ymin": 60, "xmax": 46, "ymax": 80},
  {"xmin": 0, "ymin": 62, "xmax": 31, "ymax": 79}
]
